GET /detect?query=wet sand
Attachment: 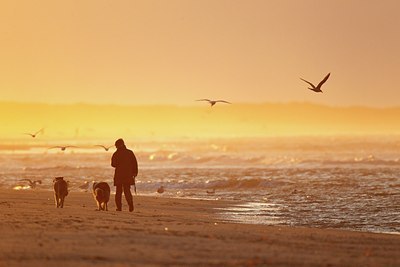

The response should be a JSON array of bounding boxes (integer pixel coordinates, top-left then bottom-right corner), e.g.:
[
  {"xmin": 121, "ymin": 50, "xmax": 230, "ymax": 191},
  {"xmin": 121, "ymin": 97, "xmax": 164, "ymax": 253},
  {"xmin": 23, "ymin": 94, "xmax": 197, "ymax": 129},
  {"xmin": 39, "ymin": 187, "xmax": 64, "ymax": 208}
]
[{"xmin": 0, "ymin": 189, "xmax": 399, "ymax": 267}]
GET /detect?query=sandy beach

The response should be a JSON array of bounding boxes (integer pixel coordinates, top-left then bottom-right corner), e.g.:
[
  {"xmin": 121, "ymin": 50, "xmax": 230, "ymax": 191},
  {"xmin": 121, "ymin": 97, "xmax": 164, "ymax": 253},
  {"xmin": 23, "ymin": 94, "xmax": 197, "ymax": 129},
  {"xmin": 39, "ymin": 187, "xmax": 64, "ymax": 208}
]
[{"xmin": 0, "ymin": 189, "xmax": 398, "ymax": 267}]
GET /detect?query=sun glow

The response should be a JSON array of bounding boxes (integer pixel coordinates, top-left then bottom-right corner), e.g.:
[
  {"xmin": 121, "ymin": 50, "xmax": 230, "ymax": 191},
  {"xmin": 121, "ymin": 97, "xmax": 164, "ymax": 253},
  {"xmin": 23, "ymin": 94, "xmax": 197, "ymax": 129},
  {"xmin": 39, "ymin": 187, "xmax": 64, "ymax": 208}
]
[{"xmin": 1, "ymin": 102, "xmax": 400, "ymax": 143}]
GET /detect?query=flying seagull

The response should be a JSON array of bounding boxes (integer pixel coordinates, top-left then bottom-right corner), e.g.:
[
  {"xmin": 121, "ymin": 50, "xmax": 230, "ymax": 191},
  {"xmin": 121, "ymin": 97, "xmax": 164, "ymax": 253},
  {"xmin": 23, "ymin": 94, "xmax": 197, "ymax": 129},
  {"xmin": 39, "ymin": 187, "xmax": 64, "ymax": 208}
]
[
  {"xmin": 19, "ymin": 179, "xmax": 42, "ymax": 189},
  {"xmin": 23, "ymin": 128, "xmax": 44, "ymax": 138},
  {"xmin": 300, "ymin": 73, "xmax": 331, "ymax": 93},
  {"xmin": 48, "ymin": 145, "xmax": 78, "ymax": 151},
  {"xmin": 196, "ymin": 99, "xmax": 232, "ymax": 107},
  {"xmin": 94, "ymin": 145, "xmax": 113, "ymax": 151}
]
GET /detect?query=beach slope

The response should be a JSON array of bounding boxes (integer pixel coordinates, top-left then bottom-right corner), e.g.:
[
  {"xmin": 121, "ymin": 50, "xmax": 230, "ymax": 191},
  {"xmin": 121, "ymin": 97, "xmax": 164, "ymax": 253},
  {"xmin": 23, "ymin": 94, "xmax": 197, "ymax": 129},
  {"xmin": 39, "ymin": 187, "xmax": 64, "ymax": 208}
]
[{"xmin": 0, "ymin": 190, "xmax": 399, "ymax": 267}]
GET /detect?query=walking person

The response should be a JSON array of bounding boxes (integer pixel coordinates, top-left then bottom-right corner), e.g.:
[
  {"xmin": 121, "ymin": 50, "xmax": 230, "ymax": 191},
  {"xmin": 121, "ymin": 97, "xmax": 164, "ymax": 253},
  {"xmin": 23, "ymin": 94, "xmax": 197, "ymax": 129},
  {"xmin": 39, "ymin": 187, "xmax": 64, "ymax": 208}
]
[{"xmin": 111, "ymin": 138, "xmax": 138, "ymax": 212}]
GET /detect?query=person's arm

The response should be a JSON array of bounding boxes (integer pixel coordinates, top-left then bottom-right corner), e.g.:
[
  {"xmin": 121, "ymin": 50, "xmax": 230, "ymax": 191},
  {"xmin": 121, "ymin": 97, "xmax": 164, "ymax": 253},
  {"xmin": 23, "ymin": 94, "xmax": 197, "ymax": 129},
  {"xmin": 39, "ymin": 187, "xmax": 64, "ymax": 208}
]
[
  {"xmin": 132, "ymin": 152, "xmax": 138, "ymax": 177},
  {"xmin": 111, "ymin": 152, "xmax": 117, "ymax": 168}
]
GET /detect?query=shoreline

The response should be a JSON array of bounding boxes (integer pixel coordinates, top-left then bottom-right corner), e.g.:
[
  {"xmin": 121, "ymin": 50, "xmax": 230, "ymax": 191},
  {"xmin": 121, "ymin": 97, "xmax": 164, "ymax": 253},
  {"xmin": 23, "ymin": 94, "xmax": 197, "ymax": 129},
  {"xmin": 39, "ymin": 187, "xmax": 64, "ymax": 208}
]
[
  {"xmin": 0, "ymin": 189, "xmax": 399, "ymax": 266},
  {"xmin": 10, "ymin": 187, "xmax": 399, "ymax": 236}
]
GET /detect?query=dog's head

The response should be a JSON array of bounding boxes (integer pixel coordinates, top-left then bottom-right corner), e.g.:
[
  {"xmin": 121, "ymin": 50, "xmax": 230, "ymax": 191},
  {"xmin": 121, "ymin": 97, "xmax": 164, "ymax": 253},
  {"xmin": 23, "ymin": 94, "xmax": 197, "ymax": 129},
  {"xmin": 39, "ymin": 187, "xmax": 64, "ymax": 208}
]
[
  {"xmin": 92, "ymin": 182, "xmax": 98, "ymax": 190},
  {"xmin": 53, "ymin": 177, "xmax": 64, "ymax": 183}
]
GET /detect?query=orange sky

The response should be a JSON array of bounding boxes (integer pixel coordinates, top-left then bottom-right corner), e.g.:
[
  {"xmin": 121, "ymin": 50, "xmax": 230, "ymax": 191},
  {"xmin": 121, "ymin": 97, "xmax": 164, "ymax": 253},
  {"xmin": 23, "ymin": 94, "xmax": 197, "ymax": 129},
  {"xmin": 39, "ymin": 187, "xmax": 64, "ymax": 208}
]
[{"xmin": 1, "ymin": 0, "xmax": 399, "ymax": 107}]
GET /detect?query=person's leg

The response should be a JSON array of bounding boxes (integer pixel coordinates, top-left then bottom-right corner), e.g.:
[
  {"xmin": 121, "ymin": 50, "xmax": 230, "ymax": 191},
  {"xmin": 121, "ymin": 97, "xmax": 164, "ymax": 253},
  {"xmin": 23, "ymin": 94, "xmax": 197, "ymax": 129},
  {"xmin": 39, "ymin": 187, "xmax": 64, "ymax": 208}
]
[
  {"xmin": 123, "ymin": 184, "xmax": 134, "ymax": 212},
  {"xmin": 115, "ymin": 185, "xmax": 123, "ymax": 211}
]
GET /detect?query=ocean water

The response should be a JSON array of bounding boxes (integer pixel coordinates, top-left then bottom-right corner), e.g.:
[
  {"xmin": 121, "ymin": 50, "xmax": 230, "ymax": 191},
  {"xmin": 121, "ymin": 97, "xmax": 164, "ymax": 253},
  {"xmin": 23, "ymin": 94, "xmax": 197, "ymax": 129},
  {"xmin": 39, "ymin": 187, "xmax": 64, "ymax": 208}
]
[{"xmin": 0, "ymin": 136, "xmax": 399, "ymax": 234}]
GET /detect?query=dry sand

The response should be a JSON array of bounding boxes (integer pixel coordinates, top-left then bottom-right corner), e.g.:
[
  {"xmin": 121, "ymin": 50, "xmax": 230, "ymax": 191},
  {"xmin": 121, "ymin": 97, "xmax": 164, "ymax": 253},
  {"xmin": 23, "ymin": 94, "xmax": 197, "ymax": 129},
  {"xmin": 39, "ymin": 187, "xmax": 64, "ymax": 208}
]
[{"xmin": 0, "ymin": 189, "xmax": 399, "ymax": 267}]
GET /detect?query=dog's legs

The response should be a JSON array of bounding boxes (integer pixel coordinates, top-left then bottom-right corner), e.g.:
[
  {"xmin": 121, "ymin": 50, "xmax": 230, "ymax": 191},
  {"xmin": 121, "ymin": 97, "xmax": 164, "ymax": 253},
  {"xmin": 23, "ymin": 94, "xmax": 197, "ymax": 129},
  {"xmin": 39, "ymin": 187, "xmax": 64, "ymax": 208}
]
[
  {"xmin": 55, "ymin": 193, "xmax": 59, "ymax": 208},
  {"xmin": 105, "ymin": 202, "xmax": 108, "ymax": 211},
  {"xmin": 97, "ymin": 201, "xmax": 101, "ymax": 211},
  {"xmin": 60, "ymin": 196, "xmax": 64, "ymax": 208}
]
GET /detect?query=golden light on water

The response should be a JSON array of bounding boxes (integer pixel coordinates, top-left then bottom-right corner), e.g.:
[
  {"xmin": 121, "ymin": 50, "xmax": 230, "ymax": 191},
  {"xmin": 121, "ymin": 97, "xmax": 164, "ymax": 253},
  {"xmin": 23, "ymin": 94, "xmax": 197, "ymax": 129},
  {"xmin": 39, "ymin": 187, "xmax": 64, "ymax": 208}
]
[
  {"xmin": 167, "ymin": 153, "xmax": 178, "ymax": 160},
  {"xmin": 1, "ymin": 3, "xmax": 400, "ymax": 266},
  {"xmin": 12, "ymin": 185, "xmax": 31, "ymax": 191}
]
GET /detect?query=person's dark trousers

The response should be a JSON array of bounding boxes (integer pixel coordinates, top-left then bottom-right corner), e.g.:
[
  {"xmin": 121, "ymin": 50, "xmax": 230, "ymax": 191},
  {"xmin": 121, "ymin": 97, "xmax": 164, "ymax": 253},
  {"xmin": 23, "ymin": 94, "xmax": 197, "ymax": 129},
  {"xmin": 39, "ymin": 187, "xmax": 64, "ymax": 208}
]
[{"xmin": 115, "ymin": 184, "xmax": 134, "ymax": 211}]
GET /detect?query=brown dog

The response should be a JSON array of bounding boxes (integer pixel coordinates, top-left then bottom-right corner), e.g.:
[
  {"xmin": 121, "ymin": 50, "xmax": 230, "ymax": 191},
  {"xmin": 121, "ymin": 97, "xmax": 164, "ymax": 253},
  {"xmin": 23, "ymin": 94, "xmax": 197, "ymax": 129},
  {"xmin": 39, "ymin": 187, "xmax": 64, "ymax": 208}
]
[
  {"xmin": 53, "ymin": 177, "xmax": 68, "ymax": 208},
  {"xmin": 93, "ymin": 182, "xmax": 110, "ymax": 211}
]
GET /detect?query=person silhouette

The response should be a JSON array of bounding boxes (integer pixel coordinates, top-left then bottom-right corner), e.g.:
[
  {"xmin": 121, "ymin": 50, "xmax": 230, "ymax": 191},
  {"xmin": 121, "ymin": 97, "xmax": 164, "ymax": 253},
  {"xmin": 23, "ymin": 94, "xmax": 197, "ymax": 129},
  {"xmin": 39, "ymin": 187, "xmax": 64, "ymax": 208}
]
[{"xmin": 111, "ymin": 138, "xmax": 138, "ymax": 212}]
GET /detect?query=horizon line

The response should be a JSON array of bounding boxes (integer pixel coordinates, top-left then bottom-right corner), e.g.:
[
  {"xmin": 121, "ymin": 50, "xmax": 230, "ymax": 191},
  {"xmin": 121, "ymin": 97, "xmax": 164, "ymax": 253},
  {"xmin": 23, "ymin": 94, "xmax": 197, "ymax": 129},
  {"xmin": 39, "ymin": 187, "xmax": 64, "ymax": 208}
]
[{"xmin": 1, "ymin": 100, "xmax": 400, "ymax": 110}]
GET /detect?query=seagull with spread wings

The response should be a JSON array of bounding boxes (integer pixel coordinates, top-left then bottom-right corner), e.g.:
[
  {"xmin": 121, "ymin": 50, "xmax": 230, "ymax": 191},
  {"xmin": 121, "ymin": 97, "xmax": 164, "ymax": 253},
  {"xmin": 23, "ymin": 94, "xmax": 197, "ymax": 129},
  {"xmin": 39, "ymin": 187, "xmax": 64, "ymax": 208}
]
[
  {"xmin": 196, "ymin": 99, "xmax": 232, "ymax": 107},
  {"xmin": 19, "ymin": 179, "xmax": 42, "ymax": 189},
  {"xmin": 94, "ymin": 145, "xmax": 113, "ymax": 151},
  {"xmin": 300, "ymin": 73, "xmax": 331, "ymax": 93},
  {"xmin": 23, "ymin": 128, "xmax": 44, "ymax": 138}
]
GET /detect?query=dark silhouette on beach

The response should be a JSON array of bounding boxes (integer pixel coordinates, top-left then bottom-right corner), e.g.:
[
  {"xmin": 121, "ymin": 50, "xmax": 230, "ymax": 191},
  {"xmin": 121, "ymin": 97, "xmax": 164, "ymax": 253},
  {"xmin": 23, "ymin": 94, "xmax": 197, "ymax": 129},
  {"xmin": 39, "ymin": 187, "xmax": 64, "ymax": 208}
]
[
  {"xmin": 157, "ymin": 185, "xmax": 165, "ymax": 194},
  {"xmin": 53, "ymin": 177, "xmax": 68, "ymax": 208},
  {"xmin": 300, "ymin": 73, "xmax": 331, "ymax": 93},
  {"xmin": 92, "ymin": 182, "xmax": 111, "ymax": 211},
  {"xmin": 111, "ymin": 138, "xmax": 138, "ymax": 212}
]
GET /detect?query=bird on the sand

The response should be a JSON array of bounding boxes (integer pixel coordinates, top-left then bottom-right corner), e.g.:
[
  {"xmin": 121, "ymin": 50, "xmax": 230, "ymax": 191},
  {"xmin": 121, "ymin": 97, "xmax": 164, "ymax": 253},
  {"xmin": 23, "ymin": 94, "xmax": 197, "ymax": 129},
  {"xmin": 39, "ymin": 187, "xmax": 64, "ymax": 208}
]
[
  {"xmin": 196, "ymin": 99, "xmax": 232, "ymax": 107},
  {"xmin": 94, "ymin": 145, "xmax": 113, "ymax": 151},
  {"xmin": 23, "ymin": 128, "xmax": 44, "ymax": 138},
  {"xmin": 78, "ymin": 181, "xmax": 90, "ymax": 191},
  {"xmin": 206, "ymin": 188, "xmax": 216, "ymax": 195},
  {"xmin": 300, "ymin": 73, "xmax": 331, "ymax": 93},
  {"xmin": 157, "ymin": 186, "xmax": 165, "ymax": 194},
  {"xmin": 19, "ymin": 179, "xmax": 42, "ymax": 189},
  {"xmin": 48, "ymin": 145, "xmax": 78, "ymax": 151}
]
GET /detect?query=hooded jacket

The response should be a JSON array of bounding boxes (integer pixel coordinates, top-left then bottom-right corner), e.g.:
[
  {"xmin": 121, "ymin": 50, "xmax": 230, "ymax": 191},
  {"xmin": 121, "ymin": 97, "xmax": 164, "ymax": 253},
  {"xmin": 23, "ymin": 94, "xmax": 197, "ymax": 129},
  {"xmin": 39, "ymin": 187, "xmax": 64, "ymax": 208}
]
[{"xmin": 111, "ymin": 145, "xmax": 138, "ymax": 186}]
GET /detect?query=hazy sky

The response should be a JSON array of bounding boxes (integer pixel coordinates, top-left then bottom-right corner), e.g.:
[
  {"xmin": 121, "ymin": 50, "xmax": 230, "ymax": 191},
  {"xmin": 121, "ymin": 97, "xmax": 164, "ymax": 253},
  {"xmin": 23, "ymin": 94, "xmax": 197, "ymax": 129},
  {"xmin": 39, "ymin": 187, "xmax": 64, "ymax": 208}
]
[{"xmin": 1, "ymin": 0, "xmax": 399, "ymax": 107}]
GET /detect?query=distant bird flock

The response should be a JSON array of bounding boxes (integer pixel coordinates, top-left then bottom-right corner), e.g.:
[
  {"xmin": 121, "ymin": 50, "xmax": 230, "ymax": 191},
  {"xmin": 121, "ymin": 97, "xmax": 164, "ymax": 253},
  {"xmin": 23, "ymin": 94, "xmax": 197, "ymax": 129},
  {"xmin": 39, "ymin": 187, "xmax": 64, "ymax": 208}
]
[
  {"xmin": 15, "ymin": 74, "xmax": 332, "ymax": 194},
  {"xmin": 21, "ymin": 73, "xmax": 331, "ymax": 152}
]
